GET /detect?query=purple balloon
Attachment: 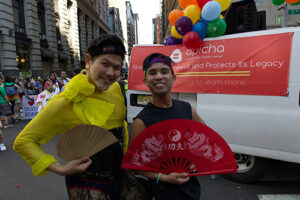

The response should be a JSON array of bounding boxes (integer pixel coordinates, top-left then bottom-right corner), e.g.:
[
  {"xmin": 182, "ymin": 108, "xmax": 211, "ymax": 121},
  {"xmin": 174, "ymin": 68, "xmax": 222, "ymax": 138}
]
[
  {"xmin": 175, "ymin": 16, "xmax": 193, "ymax": 36},
  {"xmin": 163, "ymin": 36, "xmax": 182, "ymax": 45}
]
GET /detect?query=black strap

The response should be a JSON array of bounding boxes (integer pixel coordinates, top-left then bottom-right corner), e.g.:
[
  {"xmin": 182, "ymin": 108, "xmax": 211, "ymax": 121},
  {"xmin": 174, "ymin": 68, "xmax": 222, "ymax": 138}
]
[{"xmin": 118, "ymin": 81, "xmax": 127, "ymax": 107}]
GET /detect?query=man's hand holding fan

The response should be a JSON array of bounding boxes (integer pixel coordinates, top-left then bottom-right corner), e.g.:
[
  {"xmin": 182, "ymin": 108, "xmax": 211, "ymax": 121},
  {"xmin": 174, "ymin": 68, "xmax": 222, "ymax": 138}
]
[
  {"xmin": 122, "ymin": 119, "xmax": 237, "ymax": 177},
  {"xmin": 54, "ymin": 124, "xmax": 118, "ymax": 176}
]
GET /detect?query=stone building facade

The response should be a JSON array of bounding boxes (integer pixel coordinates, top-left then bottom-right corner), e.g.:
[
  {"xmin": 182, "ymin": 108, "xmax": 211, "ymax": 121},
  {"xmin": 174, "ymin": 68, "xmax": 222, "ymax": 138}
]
[
  {"xmin": 153, "ymin": 15, "xmax": 161, "ymax": 44},
  {"xmin": 0, "ymin": 0, "xmax": 110, "ymax": 77},
  {"xmin": 109, "ymin": 0, "xmax": 128, "ymax": 64},
  {"xmin": 109, "ymin": 7, "xmax": 123, "ymax": 38},
  {"xmin": 125, "ymin": 1, "xmax": 135, "ymax": 57}
]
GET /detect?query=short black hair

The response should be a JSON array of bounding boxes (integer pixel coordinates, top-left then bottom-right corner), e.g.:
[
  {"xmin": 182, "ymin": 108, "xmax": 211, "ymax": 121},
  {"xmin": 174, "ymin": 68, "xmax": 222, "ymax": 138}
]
[
  {"xmin": 143, "ymin": 53, "xmax": 174, "ymax": 73},
  {"xmin": 87, "ymin": 34, "xmax": 126, "ymax": 61}
]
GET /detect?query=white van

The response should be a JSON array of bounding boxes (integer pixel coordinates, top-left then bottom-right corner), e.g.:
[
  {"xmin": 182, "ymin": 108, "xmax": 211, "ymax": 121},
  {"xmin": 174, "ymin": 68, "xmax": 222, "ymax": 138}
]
[{"xmin": 127, "ymin": 27, "xmax": 300, "ymax": 183}]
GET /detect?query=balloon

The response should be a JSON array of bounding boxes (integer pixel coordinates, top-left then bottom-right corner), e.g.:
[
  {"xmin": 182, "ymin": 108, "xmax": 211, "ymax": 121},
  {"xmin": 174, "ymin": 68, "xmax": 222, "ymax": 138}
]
[
  {"xmin": 201, "ymin": 1, "xmax": 222, "ymax": 21},
  {"xmin": 286, "ymin": 0, "xmax": 300, "ymax": 3},
  {"xmin": 200, "ymin": 15, "xmax": 210, "ymax": 24},
  {"xmin": 207, "ymin": 18, "xmax": 227, "ymax": 37},
  {"xmin": 171, "ymin": 26, "xmax": 183, "ymax": 39},
  {"xmin": 291, "ymin": 0, "xmax": 300, "ymax": 5},
  {"xmin": 169, "ymin": 9, "xmax": 184, "ymax": 26},
  {"xmin": 184, "ymin": 5, "xmax": 201, "ymax": 24},
  {"xmin": 272, "ymin": 0, "xmax": 285, "ymax": 5},
  {"xmin": 179, "ymin": 0, "xmax": 198, "ymax": 9},
  {"xmin": 183, "ymin": 31, "xmax": 201, "ymax": 49},
  {"xmin": 214, "ymin": 0, "xmax": 231, "ymax": 11},
  {"xmin": 196, "ymin": 0, "xmax": 211, "ymax": 8},
  {"xmin": 163, "ymin": 36, "xmax": 183, "ymax": 45},
  {"xmin": 219, "ymin": 14, "xmax": 224, "ymax": 19},
  {"xmin": 175, "ymin": 16, "xmax": 193, "ymax": 36},
  {"xmin": 192, "ymin": 22, "xmax": 207, "ymax": 40}
]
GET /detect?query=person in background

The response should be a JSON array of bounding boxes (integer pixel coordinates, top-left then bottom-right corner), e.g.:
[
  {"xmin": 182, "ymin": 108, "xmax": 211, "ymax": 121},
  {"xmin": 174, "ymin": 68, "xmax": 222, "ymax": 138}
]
[
  {"xmin": 24, "ymin": 81, "xmax": 35, "ymax": 102},
  {"xmin": 12, "ymin": 78, "xmax": 22, "ymax": 121},
  {"xmin": 0, "ymin": 78, "xmax": 13, "ymax": 129},
  {"xmin": 129, "ymin": 53, "xmax": 205, "ymax": 200},
  {"xmin": 34, "ymin": 77, "xmax": 44, "ymax": 95},
  {"xmin": 60, "ymin": 71, "xmax": 70, "ymax": 92},
  {"xmin": 0, "ymin": 121, "xmax": 6, "ymax": 151},
  {"xmin": 3, "ymin": 76, "xmax": 20, "ymax": 122},
  {"xmin": 36, "ymin": 80, "xmax": 60, "ymax": 113},
  {"xmin": 48, "ymin": 72, "xmax": 63, "ymax": 93}
]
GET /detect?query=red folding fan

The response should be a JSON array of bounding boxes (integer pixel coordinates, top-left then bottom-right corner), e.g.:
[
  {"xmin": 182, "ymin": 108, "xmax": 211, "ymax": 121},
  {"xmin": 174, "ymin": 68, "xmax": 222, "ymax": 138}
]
[{"xmin": 122, "ymin": 119, "xmax": 237, "ymax": 176}]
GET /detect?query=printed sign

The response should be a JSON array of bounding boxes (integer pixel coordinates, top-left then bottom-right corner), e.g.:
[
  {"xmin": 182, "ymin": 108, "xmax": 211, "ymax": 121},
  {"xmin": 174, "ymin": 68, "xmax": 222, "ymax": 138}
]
[
  {"xmin": 288, "ymin": 9, "xmax": 300, "ymax": 15},
  {"xmin": 128, "ymin": 33, "xmax": 293, "ymax": 96},
  {"xmin": 22, "ymin": 95, "xmax": 38, "ymax": 119}
]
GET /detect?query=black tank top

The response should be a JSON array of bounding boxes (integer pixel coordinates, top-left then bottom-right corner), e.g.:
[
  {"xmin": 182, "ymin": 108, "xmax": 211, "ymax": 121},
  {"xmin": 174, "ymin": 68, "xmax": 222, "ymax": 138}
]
[
  {"xmin": 134, "ymin": 99, "xmax": 200, "ymax": 200},
  {"xmin": 135, "ymin": 99, "xmax": 192, "ymax": 127}
]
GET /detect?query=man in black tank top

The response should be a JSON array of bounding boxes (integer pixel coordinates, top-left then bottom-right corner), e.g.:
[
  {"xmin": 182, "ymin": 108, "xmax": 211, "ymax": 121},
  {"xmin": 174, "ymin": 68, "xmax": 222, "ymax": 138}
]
[{"xmin": 130, "ymin": 53, "xmax": 206, "ymax": 200}]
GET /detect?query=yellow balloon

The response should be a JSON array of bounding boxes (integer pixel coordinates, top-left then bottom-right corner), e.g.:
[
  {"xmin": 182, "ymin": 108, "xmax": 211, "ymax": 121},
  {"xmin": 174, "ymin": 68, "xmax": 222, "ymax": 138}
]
[
  {"xmin": 171, "ymin": 26, "xmax": 183, "ymax": 39},
  {"xmin": 214, "ymin": 0, "xmax": 231, "ymax": 12},
  {"xmin": 219, "ymin": 14, "xmax": 224, "ymax": 19},
  {"xmin": 184, "ymin": 5, "xmax": 201, "ymax": 24}
]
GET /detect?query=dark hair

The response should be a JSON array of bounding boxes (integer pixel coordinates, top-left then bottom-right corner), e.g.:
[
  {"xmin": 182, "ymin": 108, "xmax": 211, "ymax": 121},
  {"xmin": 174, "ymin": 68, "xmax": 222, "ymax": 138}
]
[
  {"xmin": 87, "ymin": 34, "xmax": 126, "ymax": 61},
  {"xmin": 25, "ymin": 81, "xmax": 33, "ymax": 89},
  {"xmin": 4, "ymin": 75, "xmax": 12, "ymax": 83},
  {"xmin": 143, "ymin": 53, "xmax": 174, "ymax": 73}
]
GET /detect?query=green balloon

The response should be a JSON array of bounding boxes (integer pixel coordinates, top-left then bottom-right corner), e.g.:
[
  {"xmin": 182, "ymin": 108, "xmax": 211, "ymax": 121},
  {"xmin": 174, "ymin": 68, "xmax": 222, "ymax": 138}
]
[
  {"xmin": 291, "ymin": 1, "xmax": 300, "ymax": 5},
  {"xmin": 272, "ymin": 0, "xmax": 285, "ymax": 6},
  {"xmin": 207, "ymin": 18, "xmax": 227, "ymax": 37}
]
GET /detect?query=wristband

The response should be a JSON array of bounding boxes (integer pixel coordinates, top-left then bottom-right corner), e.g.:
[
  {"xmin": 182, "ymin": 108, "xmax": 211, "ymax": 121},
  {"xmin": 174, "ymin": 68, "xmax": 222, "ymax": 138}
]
[{"xmin": 156, "ymin": 172, "xmax": 162, "ymax": 184}]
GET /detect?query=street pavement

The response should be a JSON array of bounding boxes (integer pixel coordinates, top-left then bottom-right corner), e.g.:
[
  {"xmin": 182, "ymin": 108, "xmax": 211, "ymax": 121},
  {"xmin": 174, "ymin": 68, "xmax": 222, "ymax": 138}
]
[
  {"xmin": 1, "ymin": 120, "xmax": 300, "ymax": 200},
  {"xmin": 0, "ymin": 120, "xmax": 67, "ymax": 199}
]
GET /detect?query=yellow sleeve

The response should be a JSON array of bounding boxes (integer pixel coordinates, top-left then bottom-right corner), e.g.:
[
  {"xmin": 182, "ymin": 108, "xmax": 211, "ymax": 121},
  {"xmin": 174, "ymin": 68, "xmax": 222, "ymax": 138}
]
[
  {"xmin": 13, "ymin": 95, "xmax": 81, "ymax": 176},
  {"xmin": 123, "ymin": 120, "xmax": 129, "ymax": 154}
]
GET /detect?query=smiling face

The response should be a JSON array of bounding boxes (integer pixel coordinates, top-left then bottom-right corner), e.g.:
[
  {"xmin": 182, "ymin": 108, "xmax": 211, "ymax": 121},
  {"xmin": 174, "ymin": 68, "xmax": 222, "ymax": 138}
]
[
  {"xmin": 144, "ymin": 62, "xmax": 176, "ymax": 95},
  {"xmin": 86, "ymin": 54, "xmax": 123, "ymax": 91}
]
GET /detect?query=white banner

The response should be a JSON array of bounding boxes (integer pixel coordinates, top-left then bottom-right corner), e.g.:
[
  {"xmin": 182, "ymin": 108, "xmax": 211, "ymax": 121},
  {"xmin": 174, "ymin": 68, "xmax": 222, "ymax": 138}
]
[{"xmin": 22, "ymin": 95, "xmax": 38, "ymax": 119}]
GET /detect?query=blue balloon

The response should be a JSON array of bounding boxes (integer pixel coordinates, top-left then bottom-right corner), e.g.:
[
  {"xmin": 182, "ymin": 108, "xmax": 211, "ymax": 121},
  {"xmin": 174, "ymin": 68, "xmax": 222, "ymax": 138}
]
[
  {"xmin": 192, "ymin": 22, "xmax": 207, "ymax": 40},
  {"xmin": 201, "ymin": 1, "xmax": 221, "ymax": 21},
  {"xmin": 200, "ymin": 15, "xmax": 210, "ymax": 25}
]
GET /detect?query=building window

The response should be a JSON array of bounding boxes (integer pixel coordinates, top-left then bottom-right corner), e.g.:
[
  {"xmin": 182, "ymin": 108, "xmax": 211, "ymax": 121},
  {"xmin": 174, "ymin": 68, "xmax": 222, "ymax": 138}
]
[
  {"xmin": 56, "ymin": 27, "xmax": 63, "ymax": 50},
  {"xmin": 13, "ymin": 0, "xmax": 25, "ymax": 33},
  {"xmin": 85, "ymin": 15, "xmax": 89, "ymax": 46},
  {"xmin": 67, "ymin": 0, "xmax": 72, "ymax": 9},
  {"xmin": 91, "ymin": 21, "xmax": 94, "ymax": 39},
  {"xmin": 37, "ymin": 0, "xmax": 46, "ymax": 39}
]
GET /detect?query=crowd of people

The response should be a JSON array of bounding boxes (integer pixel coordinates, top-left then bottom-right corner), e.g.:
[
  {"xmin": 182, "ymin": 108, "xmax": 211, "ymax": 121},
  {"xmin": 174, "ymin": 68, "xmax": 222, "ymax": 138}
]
[{"xmin": 0, "ymin": 70, "xmax": 76, "ymax": 152}]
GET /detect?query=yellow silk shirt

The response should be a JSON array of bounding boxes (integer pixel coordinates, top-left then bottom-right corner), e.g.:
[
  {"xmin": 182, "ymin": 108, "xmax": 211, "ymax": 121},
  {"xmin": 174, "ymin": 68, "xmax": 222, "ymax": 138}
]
[{"xmin": 14, "ymin": 74, "xmax": 128, "ymax": 177}]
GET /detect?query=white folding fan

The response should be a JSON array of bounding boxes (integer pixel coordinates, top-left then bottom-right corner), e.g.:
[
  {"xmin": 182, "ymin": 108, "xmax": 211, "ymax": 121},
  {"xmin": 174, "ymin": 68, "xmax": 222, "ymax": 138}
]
[{"xmin": 56, "ymin": 124, "xmax": 118, "ymax": 162}]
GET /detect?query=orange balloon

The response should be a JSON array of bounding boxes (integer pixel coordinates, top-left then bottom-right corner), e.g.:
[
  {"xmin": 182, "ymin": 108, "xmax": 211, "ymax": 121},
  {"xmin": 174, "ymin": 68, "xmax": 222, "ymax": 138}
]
[
  {"xmin": 169, "ymin": 9, "xmax": 184, "ymax": 26},
  {"xmin": 179, "ymin": 0, "xmax": 198, "ymax": 9},
  {"xmin": 286, "ymin": 0, "xmax": 300, "ymax": 3}
]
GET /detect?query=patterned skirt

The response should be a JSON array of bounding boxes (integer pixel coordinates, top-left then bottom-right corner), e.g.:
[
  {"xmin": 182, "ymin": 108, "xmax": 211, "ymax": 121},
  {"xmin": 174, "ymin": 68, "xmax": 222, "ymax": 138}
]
[{"xmin": 65, "ymin": 128, "xmax": 123, "ymax": 200}]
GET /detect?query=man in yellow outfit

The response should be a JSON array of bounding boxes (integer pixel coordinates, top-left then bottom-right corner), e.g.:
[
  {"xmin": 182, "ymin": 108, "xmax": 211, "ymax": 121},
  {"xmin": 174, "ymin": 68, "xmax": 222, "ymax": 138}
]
[{"xmin": 14, "ymin": 34, "xmax": 129, "ymax": 200}]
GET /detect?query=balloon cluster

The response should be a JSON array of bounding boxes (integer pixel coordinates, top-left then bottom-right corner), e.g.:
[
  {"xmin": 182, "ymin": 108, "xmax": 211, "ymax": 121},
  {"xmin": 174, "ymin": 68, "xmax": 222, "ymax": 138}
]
[
  {"xmin": 164, "ymin": 0, "xmax": 231, "ymax": 49},
  {"xmin": 272, "ymin": 0, "xmax": 300, "ymax": 5}
]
